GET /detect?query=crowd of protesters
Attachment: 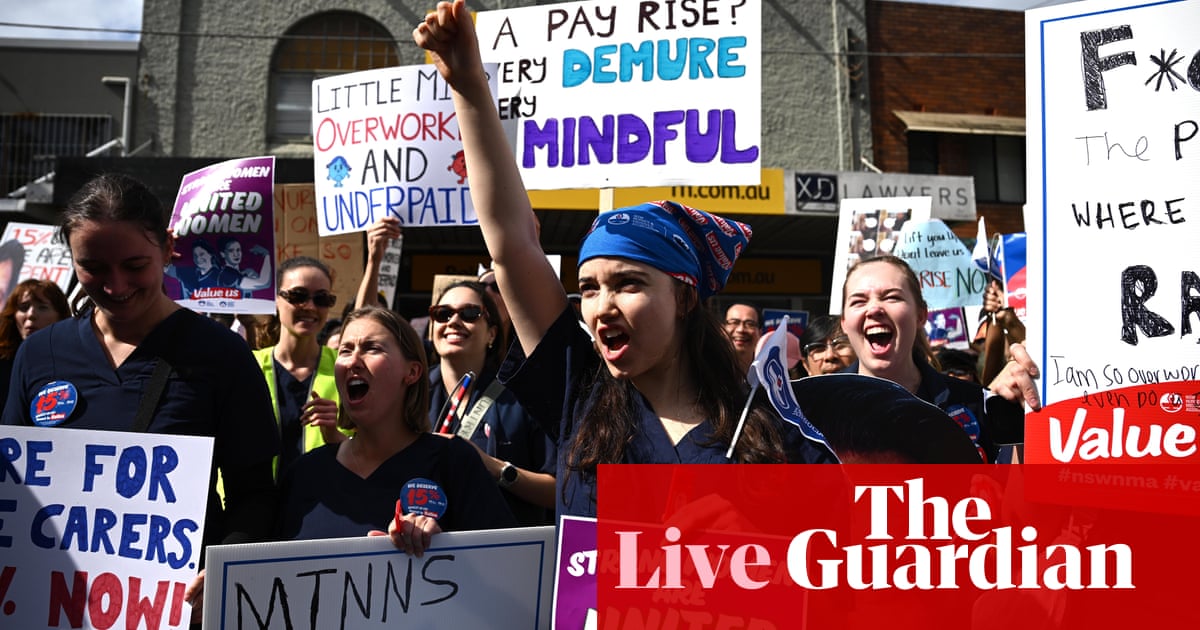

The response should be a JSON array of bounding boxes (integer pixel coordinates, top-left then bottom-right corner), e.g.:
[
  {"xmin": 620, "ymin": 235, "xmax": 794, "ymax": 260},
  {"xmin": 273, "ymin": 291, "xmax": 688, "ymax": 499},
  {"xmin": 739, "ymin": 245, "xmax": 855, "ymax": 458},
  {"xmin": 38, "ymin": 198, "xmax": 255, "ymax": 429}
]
[{"xmin": 0, "ymin": 4, "xmax": 1042, "ymax": 624}]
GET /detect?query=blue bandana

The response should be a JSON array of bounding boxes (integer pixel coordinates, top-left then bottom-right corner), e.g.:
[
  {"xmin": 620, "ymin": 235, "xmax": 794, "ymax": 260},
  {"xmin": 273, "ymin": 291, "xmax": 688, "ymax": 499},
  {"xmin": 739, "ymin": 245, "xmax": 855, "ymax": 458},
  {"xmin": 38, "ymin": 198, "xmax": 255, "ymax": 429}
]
[{"xmin": 578, "ymin": 201, "xmax": 751, "ymax": 300}]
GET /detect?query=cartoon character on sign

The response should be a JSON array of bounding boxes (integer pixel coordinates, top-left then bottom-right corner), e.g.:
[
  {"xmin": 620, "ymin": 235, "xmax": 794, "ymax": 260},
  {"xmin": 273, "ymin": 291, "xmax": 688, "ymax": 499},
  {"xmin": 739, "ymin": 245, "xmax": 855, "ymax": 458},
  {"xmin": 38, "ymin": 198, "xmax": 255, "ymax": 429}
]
[
  {"xmin": 448, "ymin": 150, "xmax": 468, "ymax": 184},
  {"xmin": 326, "ymin": 156, "xmax": 352, "ymax": 188}
]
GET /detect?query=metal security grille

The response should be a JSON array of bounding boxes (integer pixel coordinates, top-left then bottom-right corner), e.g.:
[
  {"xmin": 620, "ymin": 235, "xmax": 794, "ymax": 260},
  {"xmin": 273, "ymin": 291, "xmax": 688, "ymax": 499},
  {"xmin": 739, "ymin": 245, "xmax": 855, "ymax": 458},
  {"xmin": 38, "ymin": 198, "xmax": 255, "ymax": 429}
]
[
  {"xmin": 269, "ymin": 11, "xmax": 400, "ymax": 142},
  {"xmin": 0, "ymin": 113, "xmax": 113, "ymax": 196}
]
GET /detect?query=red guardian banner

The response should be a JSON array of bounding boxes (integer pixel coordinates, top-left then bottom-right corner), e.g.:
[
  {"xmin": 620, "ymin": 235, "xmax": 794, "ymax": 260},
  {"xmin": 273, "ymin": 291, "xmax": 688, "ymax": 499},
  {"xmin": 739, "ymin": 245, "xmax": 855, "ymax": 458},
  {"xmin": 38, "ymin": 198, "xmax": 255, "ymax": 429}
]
[{"xmin": 596, "ymin": 464, "xmax": 1200, "ymax": 629}]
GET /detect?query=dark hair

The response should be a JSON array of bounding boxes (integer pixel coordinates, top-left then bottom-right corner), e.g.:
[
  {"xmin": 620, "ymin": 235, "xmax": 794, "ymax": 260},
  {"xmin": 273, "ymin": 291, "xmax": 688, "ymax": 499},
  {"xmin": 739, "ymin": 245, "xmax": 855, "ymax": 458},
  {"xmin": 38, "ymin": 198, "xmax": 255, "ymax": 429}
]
[
  {"xmin": 192, "ymin": 239, "xmax": 219, "ymax": 266},
  {"xmin": 336, "ymin": 306, "xmax": 430, "ymax": 434},
  {"xmin": 430, "ymin": 280, "xmax": 502, "ymax": 369},
  {"xmin": 276, "ymin": 255, "xmax": 332, "ymax": 286},
  {"xmin": 567, "ymin": 282, "xmax": 787, "ymax": 500},
  {"xmin": 0, "ymin": 279, "xmax": 71, "ymax": 360},
  {"xmin": 842, "ymin": 255, "xmax": 935, "ymax": 368},
  {"xmin": 799, "ymin": 314, "xmax": 843, "ymax": 349},
  {"xmin": 60, "ymin": 173, "xmax": 169, "ymax": 247},
  {"xmin": 725, "ymin": 302, "xmax": 761, "ymax": 326},
  {"xmin": 935, "ymin": 348, "xmax": 980, "ymax": 383}
]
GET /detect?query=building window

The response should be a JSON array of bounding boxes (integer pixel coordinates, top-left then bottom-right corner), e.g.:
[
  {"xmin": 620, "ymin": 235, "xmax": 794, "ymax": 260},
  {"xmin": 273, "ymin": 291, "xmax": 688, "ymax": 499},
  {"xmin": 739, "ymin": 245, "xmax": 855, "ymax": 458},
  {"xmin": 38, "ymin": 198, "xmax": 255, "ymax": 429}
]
[
  {"xmin": 906, "ymin": 132, "xmax": 1025, "ymax": 204},
  {"xmin": 269, "ymin": 12, "xmax": 399, "ymax": 144},
  {"xmin": 0, "ymin": 114, "xmax": 112, "ymax": 196}
]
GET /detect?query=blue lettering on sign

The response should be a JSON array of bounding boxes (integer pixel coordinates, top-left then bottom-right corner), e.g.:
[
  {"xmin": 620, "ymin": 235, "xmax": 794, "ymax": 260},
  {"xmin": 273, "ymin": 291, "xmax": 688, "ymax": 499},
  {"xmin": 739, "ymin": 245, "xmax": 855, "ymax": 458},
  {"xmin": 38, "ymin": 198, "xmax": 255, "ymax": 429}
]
[
  {"xmin": 321, "ymin": 186, "xmax": 474, "ymax": 232},
  {"xmin": 562, "ymin": 36, "xmax": 747, "ymax": 87},
  {"xmin": 0, "ymin": 437, "xmax": 53, "ymax": 486}
]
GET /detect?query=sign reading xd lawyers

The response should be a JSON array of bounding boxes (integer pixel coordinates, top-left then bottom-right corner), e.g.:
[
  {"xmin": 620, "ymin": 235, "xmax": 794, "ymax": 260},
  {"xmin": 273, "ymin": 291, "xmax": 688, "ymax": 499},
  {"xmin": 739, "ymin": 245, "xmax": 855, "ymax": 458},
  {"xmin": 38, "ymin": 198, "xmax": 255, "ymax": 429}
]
[
  {"xmin": 312, "ymin": 64, "xmax": 497, "ymax": 235},
  {"xmin": 0, "ymin": 425, "xmax": 213, "ymax": 629},
  {"xmin": 1024, "ymin": 0, "xmax": 1200, "ymax": 469},
  {"xmin": 474, "ymin": 0, "xmax": 762, "ymax": 190}
]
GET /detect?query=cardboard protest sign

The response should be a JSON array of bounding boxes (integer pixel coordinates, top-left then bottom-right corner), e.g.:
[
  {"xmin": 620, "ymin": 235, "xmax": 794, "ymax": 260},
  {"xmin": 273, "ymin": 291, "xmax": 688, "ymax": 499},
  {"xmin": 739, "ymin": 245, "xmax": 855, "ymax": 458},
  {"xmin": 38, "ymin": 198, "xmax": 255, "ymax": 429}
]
[
  {"xmin": 892, "ymin": 219, "xmax": 989, "ymax": 311},
  {"xmin": 273, "ymin": 184, "xmax": 364, "ymax": 308},
  {"xmin": 474, "ymin": 0, "xmax": 762, "ymax": 190},
  {"xmin": 553, "ymin": 516, "xmax": 597, "ymax": 630},
  {"xmin": 202, "ymin": 526, "xmax": 555, "ymax": 629},
  {"xmin": 0, "ymin": 222, "xmax": 73, "ymax": 295},
  {"xmin": 0, "ymin": 425, "xmax": 213, "ymax": 629},
  {"xmin": 311, "ymin": 65, "xmax": 498, "ymax": 235},
  {"xmin": 167, "ymin": 156, "xmax": 276, "ymax": 314},
  {"xmin": 828, "ymin": 197, "xmax": 931, "ymax": 314}
]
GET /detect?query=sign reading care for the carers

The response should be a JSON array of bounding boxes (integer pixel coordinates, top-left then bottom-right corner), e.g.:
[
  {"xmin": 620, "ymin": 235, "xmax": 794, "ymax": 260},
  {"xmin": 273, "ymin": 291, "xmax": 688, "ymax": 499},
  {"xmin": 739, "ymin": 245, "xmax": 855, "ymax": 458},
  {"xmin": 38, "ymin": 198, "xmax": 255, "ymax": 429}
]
[
  {"xmin": 474, "ymin": 0, "xmax": 762, "ymax": 190},
  {"xmin": 1024, "ymin": 0, "xmax": 1200, "ymax": 466},
  {"xmin": 202, "ymin": 526, "xmax": 555, "ymax": 630},
  {"xmin": 167, "ymin": 156, "xmax": 277, "ymax": 314},
  {"xmin": 0, "ymin": 425, "xmax": 213, "ymax": 629},
  {"xmin": 311, "ymin": 64, "xmax": 497, "ymax": 236}
]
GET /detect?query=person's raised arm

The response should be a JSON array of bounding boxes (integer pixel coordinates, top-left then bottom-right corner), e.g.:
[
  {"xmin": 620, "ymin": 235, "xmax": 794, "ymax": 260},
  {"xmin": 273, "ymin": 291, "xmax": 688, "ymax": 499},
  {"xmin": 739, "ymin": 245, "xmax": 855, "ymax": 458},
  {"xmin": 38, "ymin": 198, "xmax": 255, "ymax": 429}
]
[
  {"xmin": 356, "ymin": 217, "xmax": 402, "ymax": 309},
  {"xmin": 414, "ymin": 0, "xmax": 567, "ymax": 356}
]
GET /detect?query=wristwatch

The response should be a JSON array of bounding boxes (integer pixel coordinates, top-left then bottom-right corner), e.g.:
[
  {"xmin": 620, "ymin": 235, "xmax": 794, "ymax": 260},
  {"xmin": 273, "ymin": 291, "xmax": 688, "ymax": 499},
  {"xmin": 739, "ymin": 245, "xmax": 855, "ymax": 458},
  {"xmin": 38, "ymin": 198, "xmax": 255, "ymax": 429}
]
[{"xmin": 498, "ymin": 461, "xmax": 518, "ymax": 488}]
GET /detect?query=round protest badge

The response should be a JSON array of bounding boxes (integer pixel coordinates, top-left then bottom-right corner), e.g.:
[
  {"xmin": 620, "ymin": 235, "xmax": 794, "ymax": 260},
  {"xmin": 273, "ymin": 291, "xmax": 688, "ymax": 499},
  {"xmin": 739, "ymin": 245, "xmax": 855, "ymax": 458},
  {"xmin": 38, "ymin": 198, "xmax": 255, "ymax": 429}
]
[
  {"xmin": 398, "ymin": 478, "xmax": 448, "ymax": 520},
  {"xmin": 30, "ymin": 380, "xmax": 79, "ymax": 427}
]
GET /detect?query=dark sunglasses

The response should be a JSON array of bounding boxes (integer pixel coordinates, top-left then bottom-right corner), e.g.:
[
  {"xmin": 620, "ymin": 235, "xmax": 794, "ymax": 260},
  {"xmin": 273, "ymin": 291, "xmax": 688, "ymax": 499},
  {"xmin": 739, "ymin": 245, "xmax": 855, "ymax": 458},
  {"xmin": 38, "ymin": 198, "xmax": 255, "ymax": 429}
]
[
  {"xmin": 278, "ymin": 288, "xmax": 337, "ymax": 308},
  {"xmin": 429, "ymin": 304, "xmax": 487, "ymax": 324}
]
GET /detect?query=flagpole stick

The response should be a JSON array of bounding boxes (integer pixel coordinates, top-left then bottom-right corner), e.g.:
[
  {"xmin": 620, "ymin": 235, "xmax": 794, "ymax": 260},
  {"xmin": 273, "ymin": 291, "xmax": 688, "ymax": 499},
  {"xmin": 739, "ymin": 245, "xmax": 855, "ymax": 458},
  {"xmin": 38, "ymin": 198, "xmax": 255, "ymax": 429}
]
[{"xmin": 725, "ymin": 382, "xmax": 759, "ymax": 460}]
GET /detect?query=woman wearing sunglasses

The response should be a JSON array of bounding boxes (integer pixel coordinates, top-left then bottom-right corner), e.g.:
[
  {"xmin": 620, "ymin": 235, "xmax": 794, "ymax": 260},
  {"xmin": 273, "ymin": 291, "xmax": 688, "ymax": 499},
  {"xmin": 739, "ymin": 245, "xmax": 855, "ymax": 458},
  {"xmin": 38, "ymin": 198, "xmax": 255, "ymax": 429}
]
[
  {"xmin": 427, "ymin": 281, "xmax": 556, "ymax": 526},
  {"xmin": 839, "ymin": 255, "xmax": 1040, "ymax": 462},
  {"xmin": 255, "ymin": 256, "xmax": 346, "ymax": 473},
  {"xmin": 413, "ymin": 2, "xmax": 833, "ymax": 519}
]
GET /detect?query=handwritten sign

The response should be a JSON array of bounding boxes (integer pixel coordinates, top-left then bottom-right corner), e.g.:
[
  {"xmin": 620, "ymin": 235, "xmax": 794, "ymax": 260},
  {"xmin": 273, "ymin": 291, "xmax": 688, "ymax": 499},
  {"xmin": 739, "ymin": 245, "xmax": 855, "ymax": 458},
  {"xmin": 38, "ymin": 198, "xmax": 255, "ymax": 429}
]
[
  {"xmin": 167, "ymin": 156, "xmax": 277, "ymax": 314},
  {"xmin": 1024, "ymin": 0, "xmax": 1200, "ymax": 465},
  {"xmin": 273, "ymin": 184, "xmax": 364, "ymax": 307},
  {"xmin": 828, "ymin": 197, "xmax": 931, "ymax": 314},
  {"xmin": 0, "ymin": 425, "xmax": 213, "ymax": 629},
  {"xmin": 892, "ymin": 219, "xmax": 988, "ymax": 311},
  {"xmin": 475, "ymin": 0, "xmax": 762, "ymax": 190},
  {"xmin": 202, "ymin": 526, "xmax": 555, "ymax": 629},
  {"xmin": 312, "ymin": 65, "xmax": 497, "ymax": 235},
  {"xmin": 0, "ymin": 222, "xmax": 73, "ymax": 294}
]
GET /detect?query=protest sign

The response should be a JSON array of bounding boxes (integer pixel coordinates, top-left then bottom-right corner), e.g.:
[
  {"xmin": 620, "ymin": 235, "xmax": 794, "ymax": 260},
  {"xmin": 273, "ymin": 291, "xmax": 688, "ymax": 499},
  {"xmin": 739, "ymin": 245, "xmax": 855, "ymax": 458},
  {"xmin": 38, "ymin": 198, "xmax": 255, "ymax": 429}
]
[
  {"xmin": 474, "ymin": 0, "xmax": 762, "ymax": 190},
  {"xmin": 997, "ymin": 232, "xmax": 1027, "ymax": 320},
  {"xmin": 312, "ymin": 64, "xmax": 497, "ymax": 235},
  {"xmin": 167, "ymin": 156, "xmax": 276, "ymax": 314},
  {"xmin": 273, "ymin": 184, "xmax": 364, "ymax": 306},
  {"xmin": 0, "ymin": 222, "xmax": 73, "ymax": 295},
  {"xmin": 0, "ymin": 425, "xmax": 213, "ymax": 629},
  {"xmin": 1023, "ymin": 0, "xmax": 1200, "ymax": 466},
  {"xmin": 892, "ymin": 219, "xmax": 989, "ymax": 311},
  {"xmin": 553, "ymin": 516, "xmax": 598, "ymax": 630},
  {"xmin": 828, "ymin": 197, "xmax": 931, "ymax": 314},
  {"xmin": 762, "ymin": 308, "xmax": 808, "ymax": 339},
  {"xmin": 202, "ymin": 526, "xmax": 555, "ymax": 629}
]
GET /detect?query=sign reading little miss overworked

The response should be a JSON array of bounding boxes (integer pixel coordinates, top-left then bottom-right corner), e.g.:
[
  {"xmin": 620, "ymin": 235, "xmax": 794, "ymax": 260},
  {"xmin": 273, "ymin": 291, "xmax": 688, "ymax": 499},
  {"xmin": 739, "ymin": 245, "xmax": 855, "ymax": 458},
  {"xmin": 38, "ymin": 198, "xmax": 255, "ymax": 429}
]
[
  {"xmin": 0, "ymin": 425, "xmax": 213, "ymax": 629},
  {"xmin": 475, "ymin": 0, "xmax": 762, "ymax": 190},
  {"xmin": 312, "ymin": 65, "xmax": 498, "ymax": 236}
]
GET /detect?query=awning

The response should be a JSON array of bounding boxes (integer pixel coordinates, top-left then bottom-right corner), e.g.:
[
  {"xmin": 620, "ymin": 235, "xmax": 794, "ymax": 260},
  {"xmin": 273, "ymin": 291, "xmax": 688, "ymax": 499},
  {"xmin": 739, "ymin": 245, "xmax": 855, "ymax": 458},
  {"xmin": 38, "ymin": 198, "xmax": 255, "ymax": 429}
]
[{"xmin": 893, "ymin": 110, "xmax": 1025, "ymax": 136}]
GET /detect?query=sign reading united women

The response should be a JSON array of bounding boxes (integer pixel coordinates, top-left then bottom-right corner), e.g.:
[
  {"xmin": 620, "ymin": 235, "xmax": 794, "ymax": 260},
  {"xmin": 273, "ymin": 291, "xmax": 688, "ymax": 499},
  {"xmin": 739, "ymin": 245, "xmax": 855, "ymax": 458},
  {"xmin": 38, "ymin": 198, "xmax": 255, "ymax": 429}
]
[{"xmin": 475, "ymin": 0, "xmax": 763, "ymax": 190}]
